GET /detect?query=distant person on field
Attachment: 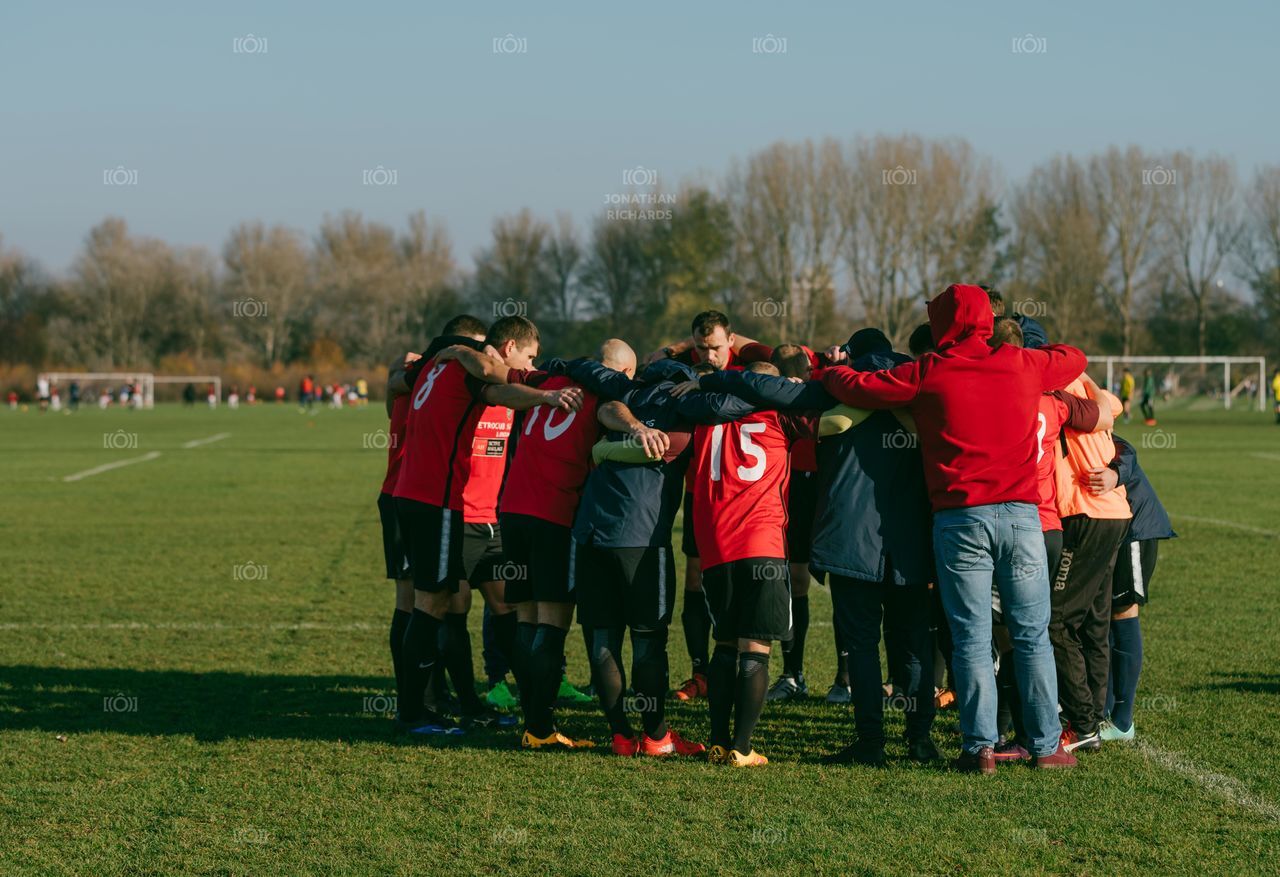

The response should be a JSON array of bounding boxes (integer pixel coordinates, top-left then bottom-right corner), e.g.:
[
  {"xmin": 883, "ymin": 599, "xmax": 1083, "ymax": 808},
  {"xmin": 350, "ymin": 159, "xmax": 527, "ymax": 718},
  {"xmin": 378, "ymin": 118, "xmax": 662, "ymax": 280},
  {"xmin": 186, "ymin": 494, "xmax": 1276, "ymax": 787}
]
[
  {"xmin": 228, "ymin": 385, "xmax": 240, "ymax": 409},
  {"xmin": 1139, "ymin": 369, "xmax": 1156, "ymax": 426},
  {"xmin": 275, "ymin": 386, "xmax": 285, "ymax": 403},
  {"xmin": 357, "ymin": 377, "xmax": 368, "ymax": 404},
  {"xmin": 6, "ymin": 390, "xmax": 17, "ymax": 410},
  {"xmin": 1272, "ymin": 369, "xmax": 1280, "ymax": 425},
  {"xmin": 1119, "ymin": 368, "xmax": 1135, "ymax": 423},
  {"xmin": 69, "ymin": 381, "xmax": 80, "ymax": 411},
  {"xmin": 36, "ymin": 376, "xmax": 50, "ymax": 412},
  {"xmin": 207, "ymin": 383, "xmax": 218, "ymax": 408},
  {"xmin": 247, "ymin": 385, "xmax": 257, "ymax": 405},
  {"xmin": 183, "ymin": 383, "xmax": 196, "ymax": 406}
]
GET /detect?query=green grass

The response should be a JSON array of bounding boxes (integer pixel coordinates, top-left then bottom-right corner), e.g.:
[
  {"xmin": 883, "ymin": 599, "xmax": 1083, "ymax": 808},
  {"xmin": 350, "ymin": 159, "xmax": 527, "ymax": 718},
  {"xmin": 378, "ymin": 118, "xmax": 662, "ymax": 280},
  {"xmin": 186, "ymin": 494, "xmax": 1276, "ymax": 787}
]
[{"xmin": 1, "ymin": 402, "xmax": 1278, "ymax": 875}]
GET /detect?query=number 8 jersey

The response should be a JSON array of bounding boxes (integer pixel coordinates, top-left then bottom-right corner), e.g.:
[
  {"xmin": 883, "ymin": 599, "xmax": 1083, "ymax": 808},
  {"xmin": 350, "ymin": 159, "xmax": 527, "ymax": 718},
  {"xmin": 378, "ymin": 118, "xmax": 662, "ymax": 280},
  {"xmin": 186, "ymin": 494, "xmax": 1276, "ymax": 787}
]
[{"xmin": 690, "ymin": 410, "xmax": 817, "ymax": 569}]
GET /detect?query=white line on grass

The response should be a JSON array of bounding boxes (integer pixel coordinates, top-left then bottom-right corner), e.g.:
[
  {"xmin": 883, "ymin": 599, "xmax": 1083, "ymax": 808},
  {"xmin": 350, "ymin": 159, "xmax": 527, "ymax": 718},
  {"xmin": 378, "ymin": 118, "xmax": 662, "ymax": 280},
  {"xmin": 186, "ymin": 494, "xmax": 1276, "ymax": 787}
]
[
  {"xmin": 182, "ymin": 432, "xmax": 231, "ymax": 449},
  {"xmin": 1171, "ymin": 514, "xmax": 1278, "ymax": 538},
  {"xmin": 1137, "ymin": 741, "xmax": 1280, "ymax": 823},
  {"xmin": 62, "ymin": 451, "xmax": 162, "ymax": 482},
  {"xmin": 1250, "ymin": 452, "xmax": 1280, "ymax": 463}
]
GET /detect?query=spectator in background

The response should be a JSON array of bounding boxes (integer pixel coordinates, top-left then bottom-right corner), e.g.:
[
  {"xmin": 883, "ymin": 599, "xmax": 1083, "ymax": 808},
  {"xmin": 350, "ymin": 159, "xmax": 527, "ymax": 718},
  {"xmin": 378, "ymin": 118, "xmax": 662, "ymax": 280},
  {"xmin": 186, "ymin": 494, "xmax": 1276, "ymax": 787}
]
[
  {"xmin": 1140, "ymin": 369, "xmax": 1157, "ymax": 426},
  {"xmin": 275, "ymin": 386, "xmax": 285, "ymax": 403},
  {"xmin": 37, "ymin": 376, "xmax": 50, "ymax": 412},
  {"xmin": 69, "ymin": 381, "xmax": 80, "ymax": 411},
  {"xmin": 7, "ymin": 390, "xmax": 17, "ymax": 409},
  {"xmin": 207, "ymin": 383, "xmax": 218, "ymax": 408},
  {"xmin": 247, "ymin": 385, "xmax": 257, "ymax": 405},
  {"xmin": 228, "ymin": 385, "xmax": 240, "ymax": 409},
  {"xmin": 1120, "ymin": 368, "xmax": 1135, "ymax": 424},
  {"xmin": 183, "ymin": 383, "xmax": 196, "ymax": 406},
  {"xmin": 357, "ymin": 377, "xmax": 369, "ymax": 404}
]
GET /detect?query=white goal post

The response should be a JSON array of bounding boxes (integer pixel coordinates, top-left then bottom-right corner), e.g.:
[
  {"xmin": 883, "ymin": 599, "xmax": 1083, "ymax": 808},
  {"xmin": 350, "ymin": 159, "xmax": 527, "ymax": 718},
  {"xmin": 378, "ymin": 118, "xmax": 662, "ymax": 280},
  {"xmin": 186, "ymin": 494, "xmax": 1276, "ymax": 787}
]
[
  {"xmin": 1088, "ymin": 356, "xmax": 1267, "ymax": 411},
  {"xmin": 36, "ymin": 372, "xmax": 221, "ymax": 408}
]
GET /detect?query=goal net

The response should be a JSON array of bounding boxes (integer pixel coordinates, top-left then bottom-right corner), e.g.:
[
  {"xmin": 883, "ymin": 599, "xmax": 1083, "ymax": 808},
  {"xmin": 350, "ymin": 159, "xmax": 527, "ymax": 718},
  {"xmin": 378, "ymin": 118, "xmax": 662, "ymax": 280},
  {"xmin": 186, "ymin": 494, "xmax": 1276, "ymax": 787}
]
[
  {"xmin": 1087, "ymin": 356, "xmax": 1268, "ymax": 412},
  {"xmin": 35, "ymin": 373, "xmax": 223, "ymax": 408}
]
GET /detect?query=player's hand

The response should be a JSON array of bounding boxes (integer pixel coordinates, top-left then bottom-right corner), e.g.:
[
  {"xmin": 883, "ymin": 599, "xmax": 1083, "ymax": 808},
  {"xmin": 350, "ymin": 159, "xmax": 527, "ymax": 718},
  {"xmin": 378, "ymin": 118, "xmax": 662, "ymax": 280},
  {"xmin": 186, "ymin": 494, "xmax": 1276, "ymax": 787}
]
[
  {"xmin": 483, "ymin": 344, "xmax": 502, "ymax": 360},
  {"xmin": 825, "ymin": 345, "xmax": 848, "ymax": 365},
  {"xmin": 629, "ymin": 424, "xmax": 669, "ymax": 460},
  {"xmin": 434, "ymin": 345, "xmax": 464, "ymax": 362},
  {"xmin": 668, "ymin": 380, "xmax": 700, "ymax": 398},
  {"xmin": 546, "ymin": 387, "xmax": 584, "ymax": 412},
  {"xmin": 1084, "ymin": 466, "xmax": 1119, "ymax": 495},
  {"xmin": 403, "ymin": 351, "xmax": 422, "ymax": 367}
]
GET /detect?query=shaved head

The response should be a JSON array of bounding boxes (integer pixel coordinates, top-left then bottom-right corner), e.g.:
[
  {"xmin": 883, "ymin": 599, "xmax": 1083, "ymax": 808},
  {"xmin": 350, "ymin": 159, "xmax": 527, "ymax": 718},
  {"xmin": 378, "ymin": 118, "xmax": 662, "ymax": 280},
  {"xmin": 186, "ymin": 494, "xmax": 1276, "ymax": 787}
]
[{"xmin": 597, "ymin": 338, "xmax": 637, "ymax": 378}]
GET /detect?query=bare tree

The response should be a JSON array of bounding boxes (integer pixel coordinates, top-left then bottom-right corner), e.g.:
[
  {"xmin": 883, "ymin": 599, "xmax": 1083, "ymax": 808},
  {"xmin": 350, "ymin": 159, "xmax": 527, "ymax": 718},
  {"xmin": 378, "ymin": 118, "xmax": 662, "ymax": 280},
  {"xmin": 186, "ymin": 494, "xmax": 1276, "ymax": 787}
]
[
  {"xmin": 1238, "ymin": 165, "xmax": 1280, "ymax": 354},
  {"xmin": 222, "ymin": 222, "xmax": 310, "ymax": 366},
  {"xmin": 471, "ymin": 209, "xmax": 550, "ymax": 321},
  {"xmin": 312, "ymin": 211, "xmax": 402, "ymax": 363}
]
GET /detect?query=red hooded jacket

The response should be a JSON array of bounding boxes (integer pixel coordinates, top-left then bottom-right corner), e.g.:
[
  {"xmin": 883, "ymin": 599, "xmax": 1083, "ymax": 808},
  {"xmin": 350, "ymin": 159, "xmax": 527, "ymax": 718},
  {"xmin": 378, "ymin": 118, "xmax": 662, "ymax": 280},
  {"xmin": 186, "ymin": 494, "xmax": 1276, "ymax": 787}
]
[{"xmin": 821, "ymin": 284, "xmax": 1086, "ymax": 512}]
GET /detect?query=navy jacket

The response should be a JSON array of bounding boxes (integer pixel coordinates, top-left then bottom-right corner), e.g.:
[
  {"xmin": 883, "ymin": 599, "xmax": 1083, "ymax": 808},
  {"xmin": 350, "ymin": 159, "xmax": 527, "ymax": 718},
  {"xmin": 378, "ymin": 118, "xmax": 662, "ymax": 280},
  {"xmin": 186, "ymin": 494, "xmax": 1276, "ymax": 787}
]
[
  {"xmin": 1110, "ymin": 435, "xmax": 1176, "ymax": 543},
  {"xmin": 700, "ymin": 355, "xmax": 935, "ymax": 585},
  {"xmin": 558, "ymin": 358, "xmax": 753, "ymax": 549}
]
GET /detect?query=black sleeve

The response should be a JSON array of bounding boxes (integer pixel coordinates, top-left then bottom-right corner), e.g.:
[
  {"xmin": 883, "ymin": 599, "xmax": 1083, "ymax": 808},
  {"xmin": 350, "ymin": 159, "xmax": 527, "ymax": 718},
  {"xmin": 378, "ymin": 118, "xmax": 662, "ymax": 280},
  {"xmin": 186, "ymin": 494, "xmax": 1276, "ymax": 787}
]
[
  {"xmin": 675, "ymin": 390, "xmax": 755, "ymax": 425},
  {"xmin": 559, "ymin": 358, "xmax": 636, "ymax": 402},
  {"xmin": 700, "ymin": 370, "xmax": 836, "ymax": 411},
  {"xmin": 1110, "ymin": 435, "xmax": 1137, "ymax": 485}
]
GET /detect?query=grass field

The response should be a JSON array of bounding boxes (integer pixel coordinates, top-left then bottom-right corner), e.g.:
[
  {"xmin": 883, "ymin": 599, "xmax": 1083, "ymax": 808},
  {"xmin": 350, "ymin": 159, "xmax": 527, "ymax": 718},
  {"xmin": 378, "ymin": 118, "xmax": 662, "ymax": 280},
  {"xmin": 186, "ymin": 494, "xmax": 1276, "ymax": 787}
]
[{"xmin": 2, "ymin": 401, "xmax": 1278, "ymax": 876}]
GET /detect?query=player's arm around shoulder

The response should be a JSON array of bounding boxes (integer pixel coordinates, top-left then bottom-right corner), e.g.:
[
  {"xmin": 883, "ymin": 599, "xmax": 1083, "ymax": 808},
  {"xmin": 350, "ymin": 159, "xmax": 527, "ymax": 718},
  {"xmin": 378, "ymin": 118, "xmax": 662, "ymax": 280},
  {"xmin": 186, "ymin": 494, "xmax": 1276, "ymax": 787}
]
[
  {"xmin": 597, "ymin": 400, "xmax": 669, "ymax": 460},
  {"xmin": 1028, "ymin": 343, "xmax": 1088, "ymax": 392}
]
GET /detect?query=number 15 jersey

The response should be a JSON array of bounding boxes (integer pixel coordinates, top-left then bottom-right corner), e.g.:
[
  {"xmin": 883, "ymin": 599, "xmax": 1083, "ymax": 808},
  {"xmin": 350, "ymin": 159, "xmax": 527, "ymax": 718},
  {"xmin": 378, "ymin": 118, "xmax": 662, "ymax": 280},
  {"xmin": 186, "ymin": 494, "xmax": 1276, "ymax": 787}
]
[{"xmin": 691, "ymin": 410, "xmax": 817, "ymax": 569}]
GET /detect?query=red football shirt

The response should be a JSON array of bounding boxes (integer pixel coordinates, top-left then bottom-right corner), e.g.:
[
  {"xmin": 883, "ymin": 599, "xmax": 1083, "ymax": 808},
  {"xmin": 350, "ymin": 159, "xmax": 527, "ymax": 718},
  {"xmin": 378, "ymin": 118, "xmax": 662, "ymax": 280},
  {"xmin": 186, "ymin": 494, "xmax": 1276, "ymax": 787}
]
[
  {"xmin": 499, "ymin": 376, "xmax": 601, "ymax": 527},
  {"xmin": 691, "ymin": 410, "xmax": 816, "ymax": 568},
  {"xmin": 393, "ymin": 359, "xmax": 488, "ymax": 510},
  {"xmin": 1035, "ymin": 391, "xmax": 1100, "ymax": 531},
  {"xmin": 380, "ymin": 394, "xmax": 411, "ymax": 495},
  {"xmin": 463, "ymin": 405, "xmax": 514, "ymax": 523}
]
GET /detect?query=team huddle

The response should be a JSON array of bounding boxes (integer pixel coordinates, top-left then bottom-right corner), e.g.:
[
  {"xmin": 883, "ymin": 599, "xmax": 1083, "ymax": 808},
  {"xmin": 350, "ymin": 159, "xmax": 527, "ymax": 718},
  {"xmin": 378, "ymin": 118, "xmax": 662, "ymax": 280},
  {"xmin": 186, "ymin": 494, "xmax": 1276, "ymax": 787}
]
[{"xmin": 375, "ymin": 282, "xmax": 1175, "ymax": 771}]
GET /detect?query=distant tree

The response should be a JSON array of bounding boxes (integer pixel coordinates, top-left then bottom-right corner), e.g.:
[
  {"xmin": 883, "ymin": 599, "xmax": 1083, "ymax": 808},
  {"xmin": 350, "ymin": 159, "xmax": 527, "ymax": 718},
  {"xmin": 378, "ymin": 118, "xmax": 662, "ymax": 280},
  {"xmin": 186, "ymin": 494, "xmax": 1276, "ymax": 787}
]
[{"xmin": 222, "ymin": 222, "xmax": 310, "ymax": 367}]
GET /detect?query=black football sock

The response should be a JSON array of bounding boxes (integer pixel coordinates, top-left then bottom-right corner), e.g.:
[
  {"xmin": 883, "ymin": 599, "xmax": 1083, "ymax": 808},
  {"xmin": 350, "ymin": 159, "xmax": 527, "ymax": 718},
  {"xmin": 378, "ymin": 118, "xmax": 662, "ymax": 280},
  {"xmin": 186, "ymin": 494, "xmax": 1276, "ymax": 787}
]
[
  {"xmin": 489, "ymin": 610, "xmax": 518, "ymax": 687},
  {"xmin": 682, "ymin": 590, "xmax": 711, "ymax": 675},
  {"xmin": 834, "ymin": 619, "xmax": 850, "ymax": 687},
  {"xmin": 590, "ymin": 627, "xmax": 631, "ymax": 737},
  {"xmin": 530, "ymin": 624, "xmax": 568, "ymax": 737},
  {"xmin": 441, "ymin": 612, "xmax": 483, "ymax": 712},
  {"xmin": 514, "ymin": 620, "xmax": 538, "ymax": 722},
  {"xmin": 390, "ymin": 609, "xmax": 411, "ymax": 693},
  {"xmin": 399, "ymin": 609, "xmax": 441, "ymax": 723},
  {"xmin": 631, "ymin": 628, "xmax": 669, "ymax": 739},
  {"xmin": 782, "ymin": 595, "xmax": 809, "ymax": 678},
  {"xmin": 707, "ymin": 644, "xmax": 738, "ymax": 749},
  {"xmin": 1109, "ymin": 617, "xmax": 1143, "ymax": 731},
  {"xmin": 732, "ymin": 652, "xmax": 770, "ymax": 754}
]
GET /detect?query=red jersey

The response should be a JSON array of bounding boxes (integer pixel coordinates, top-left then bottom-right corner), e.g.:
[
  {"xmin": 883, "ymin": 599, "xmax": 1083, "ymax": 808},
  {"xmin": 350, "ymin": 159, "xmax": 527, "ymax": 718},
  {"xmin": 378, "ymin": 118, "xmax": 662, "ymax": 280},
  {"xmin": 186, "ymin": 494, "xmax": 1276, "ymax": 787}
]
[
  {"xmin": 691, "ymin": 410, "xmax": 816, "ymax": 568},
  {"xmin": 499, "ymin": 376, "xmax": 601, "ymax": 527},
  {"xmin": 380, "ymin": 394, "xmax": 411, "ymax": 495},
  {"xmin": 393, "ymin": 359, "xmax": 489, "ymax": 510},
  {"xmin": 463, "ymin": 405, "xmax": 514, "ymax": 523},
  {"xmin": 1035, "ymin": 391, "xmax": 1101, "ymax": 531}
]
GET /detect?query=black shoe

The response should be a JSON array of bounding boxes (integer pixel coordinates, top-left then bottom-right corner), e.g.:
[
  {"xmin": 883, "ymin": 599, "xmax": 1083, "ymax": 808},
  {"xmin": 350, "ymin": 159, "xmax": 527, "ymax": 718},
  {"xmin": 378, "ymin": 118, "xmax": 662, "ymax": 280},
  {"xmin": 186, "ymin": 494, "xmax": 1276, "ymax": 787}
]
[
  {"xmin": 822, "ymin": 740, "xmax": 886, "ymax": 767},
  {"xmin": 395, "ymin": 709, "xmax": 465, "ymax": 737},
  {"xmin": 460, "ymin": 705, "xmax": 518, "ymax": 729},
  {"xmin": 906, "ymin": 737, "xmax": 941, "ymax": 763}
]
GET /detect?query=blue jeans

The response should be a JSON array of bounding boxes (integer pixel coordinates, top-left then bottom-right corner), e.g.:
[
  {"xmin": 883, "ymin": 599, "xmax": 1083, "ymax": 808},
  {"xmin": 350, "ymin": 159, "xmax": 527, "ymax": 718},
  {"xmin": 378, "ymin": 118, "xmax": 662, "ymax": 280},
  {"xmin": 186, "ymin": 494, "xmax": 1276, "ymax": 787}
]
[{"xmin": 933, "ymin": 502, "xmax": 1060, "ymax": 757}]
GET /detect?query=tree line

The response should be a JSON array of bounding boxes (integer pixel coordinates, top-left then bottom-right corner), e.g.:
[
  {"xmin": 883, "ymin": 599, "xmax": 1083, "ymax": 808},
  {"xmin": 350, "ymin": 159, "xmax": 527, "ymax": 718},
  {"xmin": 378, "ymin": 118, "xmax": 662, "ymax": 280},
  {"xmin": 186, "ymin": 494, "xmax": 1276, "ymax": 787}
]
[{"xmin": 3, "ymin": 135, "xmax": 1278, "ymax": 376}]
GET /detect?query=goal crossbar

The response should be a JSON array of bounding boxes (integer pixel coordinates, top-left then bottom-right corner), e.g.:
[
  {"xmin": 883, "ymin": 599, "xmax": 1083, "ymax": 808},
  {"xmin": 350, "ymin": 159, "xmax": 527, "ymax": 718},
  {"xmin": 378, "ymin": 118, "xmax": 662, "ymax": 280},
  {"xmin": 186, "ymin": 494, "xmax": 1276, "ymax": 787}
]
[
  {"xmin": 37, "ymin": 372, "xmax": 222, "ymax": 408},
  {"xmin": 1087, "ymin": 356, "xmax": 1267, "ymax": 411}
]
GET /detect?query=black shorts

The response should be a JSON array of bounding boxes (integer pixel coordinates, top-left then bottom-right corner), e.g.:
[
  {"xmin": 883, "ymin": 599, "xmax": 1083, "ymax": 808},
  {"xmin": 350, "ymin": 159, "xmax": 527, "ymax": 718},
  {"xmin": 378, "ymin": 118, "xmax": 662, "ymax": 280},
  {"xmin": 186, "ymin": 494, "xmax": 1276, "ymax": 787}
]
[
  {"xmin": 786, "ymin": 470, "xmax": 818, "ymax": 564},
  {"xmin": 701, "ymin": 557, "xmax": 793, "ymax": 642},
  {"xmin": 462, "ymin": 521, "xmax": 504, "ymax": 585},
  {"xmin": 575, "ymin": 542, "xmax": 677, "ymax": 631},
  {"xmin": 500, "ymin": 513, "xmax": 574, "ymax": 604},
  {"xmin": 377, "ymin": 492, "xmax": 411, "ymax": 581},
  {"xmin": 680, "ymin": 492, "xmax": 699, "ymax": 559},
  {"xmin": 1112, "ymin": 538, "xmax": 1158, "ymax": 609},
  {"xmin": 394, "ymin": 497, "xmax": 464, "ymax": 592}
]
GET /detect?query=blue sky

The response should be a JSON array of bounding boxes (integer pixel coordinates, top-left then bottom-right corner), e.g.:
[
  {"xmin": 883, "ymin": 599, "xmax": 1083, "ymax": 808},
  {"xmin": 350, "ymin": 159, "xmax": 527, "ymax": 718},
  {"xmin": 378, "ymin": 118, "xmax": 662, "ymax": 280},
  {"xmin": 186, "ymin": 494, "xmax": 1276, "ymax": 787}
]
[{"xmin": 2, "ymin": 0, "xmax": 1275, "ymax": 275}]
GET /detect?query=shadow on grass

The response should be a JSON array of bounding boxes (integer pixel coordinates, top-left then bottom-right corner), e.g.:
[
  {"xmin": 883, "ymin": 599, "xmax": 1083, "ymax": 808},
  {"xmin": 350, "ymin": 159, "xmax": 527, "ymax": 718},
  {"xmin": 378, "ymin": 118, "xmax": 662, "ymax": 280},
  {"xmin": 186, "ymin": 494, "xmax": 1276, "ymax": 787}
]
[
  {"xmin": 0, "ymin": 664, "xmax": 527, "ymax": 749},
  {"xmin": 1202, "ymin": 672, "xmax": 1280, "ymax": 695}
]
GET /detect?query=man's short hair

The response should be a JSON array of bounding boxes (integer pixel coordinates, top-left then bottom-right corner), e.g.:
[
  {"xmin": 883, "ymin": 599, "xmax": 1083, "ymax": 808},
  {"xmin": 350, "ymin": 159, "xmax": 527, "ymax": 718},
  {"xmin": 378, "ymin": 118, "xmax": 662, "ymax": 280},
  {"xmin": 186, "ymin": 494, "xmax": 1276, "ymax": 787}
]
[
  {"xmin": 982, "ymin": 285, "xmax": 1005, "ymax": 316},
  {"xmin": 486, "ymin": 315, "xmax": 539, "ymax": 349},
  {"xmin": 908, "ymin": 323, "xmax": 936, "ymax": 357},
  {"xmin": 691, "ymin": 310, "xmax": 731, "ymax": 338},
  {"xmin": 745, "ymin": 361, "xmax": 780, "ymax": 376},
  {"xmin": 441, "ymin": 314, "xmax": 487, "ymax": 338},
  {"xmin": 990, "ymin": 316, "xmax": 1024, "ymax": 348},
  {"xmin": 771, "ymin": 343, "xmax": 811, "ymax": 379}
]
